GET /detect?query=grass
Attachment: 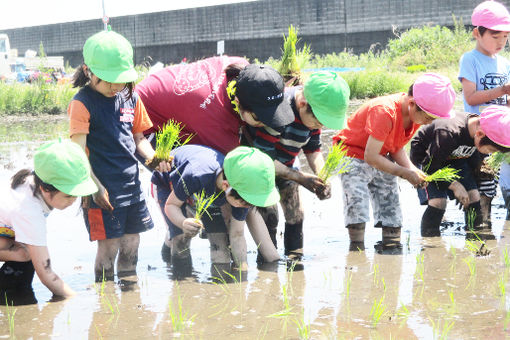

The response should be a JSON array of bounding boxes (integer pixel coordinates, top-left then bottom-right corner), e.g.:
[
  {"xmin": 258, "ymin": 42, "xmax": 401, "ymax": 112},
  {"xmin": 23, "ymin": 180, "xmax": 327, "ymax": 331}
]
[
  {"xmin": 318, "ymin": 141, "xmax": 351, "ymax": 183},
  {"xmin": 424, "ymin": 166, "xmax": 461, "ymax": 183}
]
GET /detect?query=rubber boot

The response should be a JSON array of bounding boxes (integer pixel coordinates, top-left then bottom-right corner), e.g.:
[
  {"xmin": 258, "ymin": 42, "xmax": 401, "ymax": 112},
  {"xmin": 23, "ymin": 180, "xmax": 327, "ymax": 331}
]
[
  {"xmin": 465, "ymin": 201, "xmax": 483, "ymax": 231},
  {"xmin": 347, "ymin": 223, "xmax": 365, "ymax": 251},
  {"xmin": 382, "ymin": 226, "xmax": 401, "ymax": 243},
  {"xmin": 284, "ymin": 221, "xmax": 303, "ymax": 256},
  {"xmin": 421, "ymin": 206, "xmax": 445, "ymax": 237},
  {"xmin": 0, "ymin": 261, "xmax": 35, "ymax": 290},
  {"xmin": 161, "ymin": 242, "xmax": 172, "ymax": 263}
]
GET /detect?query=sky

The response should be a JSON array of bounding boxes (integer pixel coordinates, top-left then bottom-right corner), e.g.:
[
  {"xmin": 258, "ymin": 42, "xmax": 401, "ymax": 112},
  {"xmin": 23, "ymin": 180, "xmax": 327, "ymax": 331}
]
[{"xmin": 0, "ymin": 0, "xmax": 255, "ymax": 30}]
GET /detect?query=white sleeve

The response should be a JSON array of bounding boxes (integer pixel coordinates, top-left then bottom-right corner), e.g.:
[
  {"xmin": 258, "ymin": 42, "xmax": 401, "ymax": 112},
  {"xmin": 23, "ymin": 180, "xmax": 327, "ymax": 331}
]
[{"xmin": 11, "ymin": 196, "xmax": 47, "ymax": 246}]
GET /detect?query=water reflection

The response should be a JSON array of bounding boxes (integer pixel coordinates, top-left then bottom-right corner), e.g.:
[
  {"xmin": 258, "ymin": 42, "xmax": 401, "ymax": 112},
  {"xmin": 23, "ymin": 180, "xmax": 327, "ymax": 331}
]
[{"xmin": 2, "ymin": 117, "xmax": 510, "ymax": 338}]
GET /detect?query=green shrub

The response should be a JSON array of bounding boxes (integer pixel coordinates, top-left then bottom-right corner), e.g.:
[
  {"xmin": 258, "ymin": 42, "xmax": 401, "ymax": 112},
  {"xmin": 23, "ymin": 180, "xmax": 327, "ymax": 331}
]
[{"xmin": 342, "ymin": 69, "xmax": 412, "ymax": 99}]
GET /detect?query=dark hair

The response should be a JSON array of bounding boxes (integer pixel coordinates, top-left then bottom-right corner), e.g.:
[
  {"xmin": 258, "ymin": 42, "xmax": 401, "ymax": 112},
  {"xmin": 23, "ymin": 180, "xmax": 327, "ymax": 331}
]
[
  {"xmin": 477, "ymin": 26, "xmax": 503, "ymax": 36},
  {"xmin": 220, "ymin": 171, "xmax": 253, "ymax": 206},
  {"xmin": 480, "ymin": 135, "xmax": 510, "ymax": 153},
  {"xmin": 11, "ymin": 169, "xmax": 58, "ymax": 197},
  {"xmin": 225, "ymin": 63, "xmax": 245, "ymax": 83},
  {"xmin": 72, "ymin": 64, "xmax": 135, "ymax": 100},
  {"xmin": 408, "ymin": 84, "xmax": 425, "ymax": 112}
]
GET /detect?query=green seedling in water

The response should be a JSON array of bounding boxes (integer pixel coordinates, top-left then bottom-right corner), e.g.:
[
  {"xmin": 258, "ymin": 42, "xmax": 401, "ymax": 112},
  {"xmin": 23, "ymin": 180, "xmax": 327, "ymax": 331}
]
[
  {"xmin": 430, "ymin": 318, "xmax": 455, "ymax": 340},
  {"xmin": 396, "ymin": 303, "xmax": 410, "ymax": 327},
  {"xmin": 505, "ymin": 309, "xmax": 510, "ymax": 331},
  {"xmin": 345, "ymin": 271, "xmax": 353, "ymax": 299},
  {"xmin": 168, "ymin": 284, "xmax": 197, "ymax": 332},
  {"xmin": 293, "ymin": 309, "xmax": 311, "ymax": 340},
  {"xmin": 318, "ymin": 141, "xmax": 351, "ymax": 183},
  {"xmin": 503, "ymin": 247, "xmax": 510, "ymax": 268},
  {"xmin": 372, "ymin": 263, "xmax": 380, "ymax": 285},
  {"xmin": 424, "ymin": 166, "xmax": 460, "ymax": 183},
  {"xmin": 369, "ymin": 296, "xmax": 387, "ymax": 328},
  {"xmin": 415, "ymin": 253, "xmax": 424, "ymax": 282},
  {"xmin": 498, "ymin": 273, "xmax": 507, "ymax": 305},
  {"xmin": 463, "ymin": 256, "xmax": 476, "ymax": 288},
  {"xmin": 449, "ymin": 247, "xmax": 457, "ymax": 276},
  {"xmin": 5, "ymin": 293, "xmax": 16, "ymax": 338}
]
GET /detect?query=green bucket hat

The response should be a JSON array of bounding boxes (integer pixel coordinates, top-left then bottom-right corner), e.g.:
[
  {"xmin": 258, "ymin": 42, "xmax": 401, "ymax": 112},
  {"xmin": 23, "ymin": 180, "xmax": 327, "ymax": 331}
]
[
  {"xmin": 34, "ymin": 139, "xmax": 98, "ymax": 196},
  {"xmin": 223, "ymin": 146, "xmax": 279, "ymax": 207},
  {"xmin": 83, "ymin": 26, "xmax": 137, "ymax": 83},
  {"xmin": 303, "ymin": 71, "xmax": 350, "ymax": 129}
]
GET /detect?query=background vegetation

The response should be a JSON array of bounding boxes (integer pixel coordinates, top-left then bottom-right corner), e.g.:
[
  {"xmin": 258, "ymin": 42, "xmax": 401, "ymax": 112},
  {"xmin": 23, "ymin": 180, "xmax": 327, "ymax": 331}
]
[{"xmin": 1, "ymin": 20, "xmax": 506, "ymax": 115}]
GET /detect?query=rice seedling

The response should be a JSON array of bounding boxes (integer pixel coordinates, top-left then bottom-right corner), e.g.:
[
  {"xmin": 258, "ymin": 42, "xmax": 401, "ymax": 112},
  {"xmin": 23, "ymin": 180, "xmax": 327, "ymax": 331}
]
[
  {"xmin": 505, "ymin": 309, "xmax": 510, "ymax": 330},
  {"xmin": 318, "ymin": 141, "xmax": 351, "ymax": 183},
  {"xmin": 193, "ymin": 189, "xmax": 223, "ymax": 222},
  {"xmin": 168, "ymin": 284, "xmax": 197, "ymax": 332},
  {"xmin": 449, "ymin": 247, "xmax": 457, "ymax": 276},
  {"xmin": 369, "ymin": 296, "xmax": 387, "ymax": 328},
  {"xmin": 372, "ymin": 263, "xmax": 380, "ymax": 285},
  {"xmin": 498, "ymin": 273, "xmax": 507, "ymax": 305},
  {"xmin": 4, "ymin": 294, "xmax": 16, "ymax": 338},
  {"xmin": 446, "ymin": 289, "xmax": 457, "ymax": 316},
  {"xmin": 482, "ymin": 152, "xmax": 510, "ymax": 179},
  {"xmin": 293, "ymin": 309, "xmax": 311, "ymax": 340},
  {"xmin": 463, "ymin": 256, "xmax": 476, "ymax": 288},
  {"xmin": 396, "ymin": 303, "xmax": 410, "ymax": 327},
  {"xmin": 415, "ymin": 253, "xmax": 425, "ymax": 282},
  {"xmin": 503, "ymin": 247, "xmax": 510, "ymax": 268},
  {"xmin": 424, "ymin": 166, "xmax": 460, "ymax": 183},
  {"xmin": 430, "ymin": 318, "xmax": 455, "ymax": 340},
  {"xmin": 277, "ymin": 25, "xmax": 311, "ymax": 85},
  {"xmin": 146, "ymin": 119, "xmax": 194, "ymax": 170},
  {"xmin": 344, "ymin": 271, "xmax": 353, "ymax": 299}
]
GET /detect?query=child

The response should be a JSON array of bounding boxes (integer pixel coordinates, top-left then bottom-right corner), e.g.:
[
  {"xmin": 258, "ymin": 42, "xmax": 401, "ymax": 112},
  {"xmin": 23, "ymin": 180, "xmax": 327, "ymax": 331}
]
[
  {"xmin": 136, "ymin": 60, "xmax": 294, "ymax": 155},
  {"xmin": 411, "ymin": 105, "xmax": 510, "ymax": 236},
  {"xmin": 0, "ymin": 139, "xmax": 97, "ymax": 301},
  {"xmin": 243, "ymin": 71, "xmax": 350, "ymax": 256},
  {"xmin": 333, "ymin": 73, "xmax": 456, "ymax": 246},
  {"xmin": 152, "ymin": 145, "xmax": 280, "ymax": 270},
  {"xmin": 458, "ymin": 0, "xmax": 510, "ymax": 224},
  {"xmin": 68, "ymin": 27, "xmax": 169, "ymax": 282}
]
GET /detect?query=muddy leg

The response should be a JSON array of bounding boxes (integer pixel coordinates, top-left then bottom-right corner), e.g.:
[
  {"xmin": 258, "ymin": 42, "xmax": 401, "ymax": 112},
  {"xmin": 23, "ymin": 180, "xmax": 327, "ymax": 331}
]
[
  {"xmin": 208, "ymin": 232, "xmax": 230, "ymax": 264},
  {"xmin": 280, "ymin": 180, "xmax": 304, "ymax": 256},
  {"xmin": 170, "ymin": 234, "xmax": 192, "ymax": 259},
  {"xmin": 347, "ymin": 223, "xmax": 365, "ymax": 248},
  {"xmin": 257, "ymin": 205, "xmax": 279, "ymax": 248},
  {"xmin": 95, "ymin": 238, "xmax": 120, "ymax": 282},
  {"xmin": 117, "ymin": 233, "xmax": 140, "ymax": 278},
  {"xmin": 382, "ymin": 226, "xmax": 401, "ymax": 243},
  {"xmin": 420, "ymin": 205, "xmax": 445, "ymax": 237}
]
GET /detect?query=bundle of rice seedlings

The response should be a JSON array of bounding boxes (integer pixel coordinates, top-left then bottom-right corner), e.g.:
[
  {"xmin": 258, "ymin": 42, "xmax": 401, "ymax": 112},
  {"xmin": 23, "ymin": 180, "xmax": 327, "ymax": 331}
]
[
  {"xmin": 278, "ymin": 25, "xmax": 311, "ymax": 86},
  {"xmin": 193, "ymin": 189, "xmax": 223, "ymax": 225},
  {"xmin": 480, "ymin": 152, "xmax": 510, "ymax": 179},
  {"xmin": 146, "ymin": 120, "xmax": 194, "ymax": 170},
  {"xmin": 424, "ymin": 166, "xmax": 460, "ymax": 183},
  {"xmin": 318, "ymin": 141, "xmax": 351, "ymax": 183}
]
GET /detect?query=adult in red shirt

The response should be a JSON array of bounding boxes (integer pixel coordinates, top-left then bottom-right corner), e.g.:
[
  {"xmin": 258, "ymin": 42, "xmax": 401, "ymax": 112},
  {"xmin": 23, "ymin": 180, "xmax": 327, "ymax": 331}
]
[
  {"xmin": 333, "ymin": 73, "xmax": 456, "ymax": 247},
  {"xmin": 135, "ymin": 56, "xmax": 293, "ymax": 155}
]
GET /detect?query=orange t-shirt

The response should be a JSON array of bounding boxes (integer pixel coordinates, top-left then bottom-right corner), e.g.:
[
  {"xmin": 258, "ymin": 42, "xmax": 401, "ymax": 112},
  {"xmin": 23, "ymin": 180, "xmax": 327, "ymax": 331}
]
[{"xmin": 333, "ymin": 93, "xmax": 420, "ymax": 160}]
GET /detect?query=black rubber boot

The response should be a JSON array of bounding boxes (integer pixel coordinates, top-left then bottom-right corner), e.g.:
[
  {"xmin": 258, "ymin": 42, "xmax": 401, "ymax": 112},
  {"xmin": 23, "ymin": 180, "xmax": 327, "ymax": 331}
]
[
  {"xmin": 161, "ymin": 242, "xmax": 172, "ymax": 263},
  {"xmin": 465, "ymin": 201, "xmax": 483, "ymax": 231},
  {"xmin": 421, "ymin": 206, "xmax": 445, "ymax": 237},
  {"xmin": 0, "ymin": 261, "xmax": 35, "ymax": 290},
  {"xmin": 284, "ymin": 221, "xmax": 303, "ymax": 256}
]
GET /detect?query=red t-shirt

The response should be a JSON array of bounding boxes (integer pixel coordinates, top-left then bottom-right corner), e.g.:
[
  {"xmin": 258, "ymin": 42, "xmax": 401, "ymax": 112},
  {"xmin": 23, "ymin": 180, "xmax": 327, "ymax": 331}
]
[
  {"xmin": 333, "ymin": 93, "xmax": 420, "ymax": 160},
  {"xmin": 135, "ymin": 56, "xmax": 249, "ymax": 155}
]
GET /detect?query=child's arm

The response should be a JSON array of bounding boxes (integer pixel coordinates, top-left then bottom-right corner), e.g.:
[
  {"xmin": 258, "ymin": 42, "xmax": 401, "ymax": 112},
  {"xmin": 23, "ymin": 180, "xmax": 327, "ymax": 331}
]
[
  {"xmin": 25, "ymin": 244, "xmax": 75, "ymax": 297},
  {"xmin": 164, "ymin": 190, "xmax": 202, "ymax": 237},
  {"xmin": 275, "ymin": 160, "xmax": 325, "ymax": 193},
  {"xmin": 70, "ymin": 134, "xmax": 113, "ymax": 212},
  {"xmin": 227, "ymin": 217, "xmax": 248, "ymax": 271},
  {"xmin": 365, "ymin": 136, "xmax": 426, "ymax": 187},
  {"xmin": 448, "ymin": 181, "xmax": 470, "ymax": 208},
  {"xmin": 461, "ymin": 78, "xmax": 510, "ymax": 106},
  {"xmin": 304, "ymin": 151, "xmax": 331, "ymax": 199},
  {"xmin": 245, "ymin": 209, "xmax": 279, "ymax": 262},
  {"xmin": 0, "ymin": 238, "xmax": 30, "ymax": 262}
]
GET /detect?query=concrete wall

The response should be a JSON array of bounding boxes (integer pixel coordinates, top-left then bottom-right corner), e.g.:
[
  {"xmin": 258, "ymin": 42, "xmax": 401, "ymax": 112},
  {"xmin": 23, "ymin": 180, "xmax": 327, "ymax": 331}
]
[{"xmin": 2, "ymin": 0, "xmax": 508, "ymax": 67}]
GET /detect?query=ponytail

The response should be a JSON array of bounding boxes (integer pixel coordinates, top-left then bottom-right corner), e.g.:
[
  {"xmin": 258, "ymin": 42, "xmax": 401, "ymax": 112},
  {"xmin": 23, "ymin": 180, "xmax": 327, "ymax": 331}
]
[{"xmin": 10, "ymin": 169, "xmax": 58, "ymax": 197}]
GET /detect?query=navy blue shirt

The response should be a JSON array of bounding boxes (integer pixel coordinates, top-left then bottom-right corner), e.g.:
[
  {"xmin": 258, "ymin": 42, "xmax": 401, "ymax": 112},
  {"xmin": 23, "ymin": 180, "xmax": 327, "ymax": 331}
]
[{"xmin": 151, "ymin": 145, "xmax": 248, "ymax": 221}]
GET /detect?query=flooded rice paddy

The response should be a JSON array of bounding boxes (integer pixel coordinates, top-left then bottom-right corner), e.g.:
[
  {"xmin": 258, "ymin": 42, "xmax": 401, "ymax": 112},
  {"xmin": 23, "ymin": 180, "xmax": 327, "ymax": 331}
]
[{"xmin": 1, "ymin": 115, "xmax": 510, "ymax": 339}]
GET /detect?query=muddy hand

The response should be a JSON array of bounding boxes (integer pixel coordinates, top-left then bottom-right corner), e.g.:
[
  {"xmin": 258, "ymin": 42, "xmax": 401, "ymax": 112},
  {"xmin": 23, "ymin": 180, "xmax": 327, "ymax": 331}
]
[
  {"xmin": 316, "ymin": 182, "xmax": 331, "ymax": 200},
  {"xmin": 93, "ymin": 186, "xmax": 114, "ymax": 212},
  {"xmin": 300, "ymin": 172, "xmax": 323, "ymax": 193},
  {"xmin": 182, "ymin": 218, "xmax": 203, "ymax": 238}
]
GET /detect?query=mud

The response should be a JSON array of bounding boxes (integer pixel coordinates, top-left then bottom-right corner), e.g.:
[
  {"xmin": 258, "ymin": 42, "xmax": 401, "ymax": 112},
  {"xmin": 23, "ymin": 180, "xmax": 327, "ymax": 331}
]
[{"xmin": 1, "ymin": 115, "xmax": 510, "ymax": 339}]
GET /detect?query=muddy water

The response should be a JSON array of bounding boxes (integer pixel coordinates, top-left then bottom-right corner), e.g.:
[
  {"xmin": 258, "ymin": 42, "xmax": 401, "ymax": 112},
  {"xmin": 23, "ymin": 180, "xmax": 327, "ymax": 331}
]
[{"xmin": 1, "ymin": 115, "xmax": 510, "ymax": 339}]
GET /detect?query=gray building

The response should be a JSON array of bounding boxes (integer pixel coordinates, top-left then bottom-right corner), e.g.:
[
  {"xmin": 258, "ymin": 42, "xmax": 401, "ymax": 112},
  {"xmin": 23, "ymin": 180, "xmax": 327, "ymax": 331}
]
[{"xmin": 1, "ymin": 0, "xmax": 506, "ymax": 67}]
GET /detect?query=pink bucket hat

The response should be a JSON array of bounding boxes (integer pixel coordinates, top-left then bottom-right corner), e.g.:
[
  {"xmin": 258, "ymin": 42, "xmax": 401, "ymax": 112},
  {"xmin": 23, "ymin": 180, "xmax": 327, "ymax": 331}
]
[
  {"xmin": 480, "ymin": 105, "xmax": 510, "ymax": 147},
  {"xmin": 472, "ymin": 1, "xmax": 510, "ymax": 32},
  {"xmin": 412, "ymin": 73, "xmax": 456, "ymax": 119}
]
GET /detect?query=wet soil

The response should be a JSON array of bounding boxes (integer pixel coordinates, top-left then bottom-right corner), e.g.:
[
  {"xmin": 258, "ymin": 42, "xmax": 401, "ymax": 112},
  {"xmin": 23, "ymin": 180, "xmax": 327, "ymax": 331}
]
[{"xmin": 2, "ymin": 115, "xmax": 510, "ymax": 339}]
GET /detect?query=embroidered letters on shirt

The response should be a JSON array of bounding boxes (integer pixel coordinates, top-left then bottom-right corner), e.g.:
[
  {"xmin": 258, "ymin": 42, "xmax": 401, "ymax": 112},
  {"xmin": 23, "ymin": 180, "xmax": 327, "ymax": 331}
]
[{"xmin": 120, "ymin": 107, "xmax": 135, "ymax": 122}]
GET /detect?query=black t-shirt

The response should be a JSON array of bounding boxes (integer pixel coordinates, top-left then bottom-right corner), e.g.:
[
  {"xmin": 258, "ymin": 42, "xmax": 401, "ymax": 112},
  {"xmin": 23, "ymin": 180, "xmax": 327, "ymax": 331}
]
[{"xmin": 410, "ymin": 112, "xmax": 482, "ymax": 188}]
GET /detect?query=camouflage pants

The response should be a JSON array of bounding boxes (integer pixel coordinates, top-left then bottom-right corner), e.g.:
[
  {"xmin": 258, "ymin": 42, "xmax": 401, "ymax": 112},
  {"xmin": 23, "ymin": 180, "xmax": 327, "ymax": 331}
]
[
  {"xmin": 258, "ymin": 177, "xmax": 304, "ymax": 229},
  {"xmin": 340, "ymin": 157, "xmax": 402, "ymax": 228}
]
